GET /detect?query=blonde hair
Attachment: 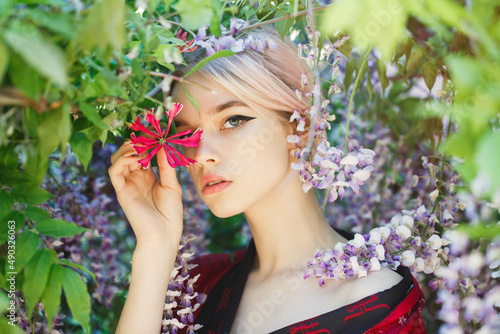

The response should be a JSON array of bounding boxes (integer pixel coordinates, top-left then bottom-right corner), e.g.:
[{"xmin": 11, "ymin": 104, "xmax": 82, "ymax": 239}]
[{"xmin": 172, "ymin": 27, "xmax": 312, "ymax": 126}]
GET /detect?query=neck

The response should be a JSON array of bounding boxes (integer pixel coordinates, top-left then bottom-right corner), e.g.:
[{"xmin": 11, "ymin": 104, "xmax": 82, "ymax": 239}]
[{"xmin": 243, "ymin": 170, "xmax": 346, "ymax": 278}]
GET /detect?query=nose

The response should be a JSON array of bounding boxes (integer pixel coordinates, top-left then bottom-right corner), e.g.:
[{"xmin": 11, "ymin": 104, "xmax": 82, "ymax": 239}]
[{"xmin": 193, "ymin": 132, "xmax": 220, "ymax": 165}]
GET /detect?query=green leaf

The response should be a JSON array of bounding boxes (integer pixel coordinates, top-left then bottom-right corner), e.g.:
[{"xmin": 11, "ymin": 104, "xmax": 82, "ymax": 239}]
[
  {"xmin": 0, "ymin": 0, "xmax": 13, "ymax": 22},
  {"xmin": 69, "ymin": 132, "xmax": 93, "ymax": 171},
  {"xmin": 337, "ymin": 35, "xmax": 353, "ymax": 61},
  {"xmin": 79, "ymin": 103, "xmax": 107, "ymax": 130},
  {"xmin": 394, "ymin": 37, "xmax": 412, "ymax": 63},
  {"xmin": 321, "ymin": 0, "xmax": 407, "ymax": 59},
  {"xmin": 24, "ymin": 206, "xmax": 51, "ymax": 223},
  {"xmin": 174, "ymin": 0, "xmax": 214, "ymax": 30},
  {"xmin": 36, "ymin": 106, "xmax": 70, "ymax": 158},
  {"xmin": 24, "ymin": 9, "xmax": 75, "ymax": 39},
  {"xmin": 36, "ymin": 219, "xmax": 89, "ymax": 238},
  {"xmin": 77, "ymin": 0, "xmax": 125, "ymax": 52},
  {"xmin": 366, "ymin": 69, "xmax": 373, "ymax": 101},
  {"xmin": 182, "ymin": 85, "xmax": 199, "ymax": 109},
  {"xmin": 186, "ymin": 49, "xmax": 237, "ymax": 77},
  {"xmin": 8, "ymin": 54, "xmax": 43, "ymax": 100},
  {"xmin": 0, "ymin": 38, "xmax": 8, "ymax": 83},
  {"xmin": 0, "ymin": 189, "xmax": 13, "ymax": 219},
  {"xmin": 457, "ymin": 223, "xmax": 500, "ymax": 240},
  {"xmin": 209, "ymin": 12, "xmax": 221, "ymax": 37},
  {"xmin": 62, "ymin": 267, "xmax": 91, "ymax": 333},
  {"xmin": 23, "ymin": 143, "xmax": 49, "ymax": 185},
  {"xmin": 0, "ymin": 144, "xmax": 18, "ymax": 169},
  {"xmin": 406, "ymin": 48, "xmax": 423, "ymax": 76},
  {"xmin": 343, "ymin": 58, "xmax": 356, "ymax": 97},
  {"xmin": 152, "ymin": 44, "xmax": 179, "ymax": 71},
  {"xmin": 0, "ymin": 318, "xmax": 24, "ymax": 334},
  {"xmin": 421, "ymin": 62, "xmax": 437, "ymax": 92},
  {"xmin": 10, "ymin": 186, "xmax": 54, "ymax": 205},
  {"xmin": 0, "ymin": 210, "xmax": 25, "ymax": 244},
  {"xmin": 41, "ymin": 264, "xmax": 63, "ymax": 330},
  {"xmin": 376, "ymin": 59, "xmax": 389, "ymax": 95},
  {"xmin": 4, "ymin": 20, "xmax": 68, "ymax": 86},
  {"xmin": 23, "ymin": 249, "xmax": 54, "ymax": 318},
  {"xmin": 0, "ymin": 166, "xmax": 33, "ymax": 186},
  {"xmin": 475, "ymin": 131, "xmax": 500, "ymax": 191},
  {"xmin": 13, "ymin": 231, "xmax": 40, "ymax": 270},
  {"xmin": 275, "ymin": 17, "xmax": 294, "ymax": 40},
  {"xmin": 59, "ymin": 258, "xmax": 97, "ymax": 284}
]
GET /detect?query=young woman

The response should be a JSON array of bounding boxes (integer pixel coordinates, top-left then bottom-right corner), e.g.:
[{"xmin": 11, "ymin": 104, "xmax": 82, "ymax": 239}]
[{"xmin": 109, "ymin": 28, "xmax": 427, "ymax": 334}]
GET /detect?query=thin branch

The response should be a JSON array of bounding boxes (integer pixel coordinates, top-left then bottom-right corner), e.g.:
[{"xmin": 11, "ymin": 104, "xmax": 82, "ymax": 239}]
[
  {"xmin": 165, "ymin": 20, "xmax": 197, "ymax": 41},
  {"xmin": 307, "ymin": 0, "xmax": 321, "ymax": 150},
  {"xmin": 239, "ymin": 4, "xmax": 332, "ymax": 33},
  {"xmin": 345, "ymin": 45, "xmax": 372, "ymax": 153},
  {"xmin": 148, "ymin": 72, "xmax": 219, "ymax": 94}
]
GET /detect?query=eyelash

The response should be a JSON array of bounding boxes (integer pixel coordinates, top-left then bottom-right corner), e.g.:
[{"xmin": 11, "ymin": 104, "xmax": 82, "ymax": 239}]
[
  {"xmin": 175, "ymin": 115, "xmax": 255, "ymax": 138},
  {"xmin": 222, "ymin": 115, "xmax": 256, "ymax": 130}
]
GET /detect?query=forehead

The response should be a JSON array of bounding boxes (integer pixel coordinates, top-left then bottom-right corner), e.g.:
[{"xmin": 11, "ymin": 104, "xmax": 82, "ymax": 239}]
[{"xmin": 171, "ymin": 73, "xmax": 244, "ymax": 125}]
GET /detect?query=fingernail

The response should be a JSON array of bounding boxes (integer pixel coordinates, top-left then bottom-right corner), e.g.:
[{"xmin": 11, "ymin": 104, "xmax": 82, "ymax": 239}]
[{"xmin": 124, "ymin": 151, "xmax": 138, "ymax": 158}]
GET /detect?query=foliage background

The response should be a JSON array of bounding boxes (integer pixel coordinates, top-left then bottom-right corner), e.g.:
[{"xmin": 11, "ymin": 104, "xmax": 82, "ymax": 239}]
[{"xmin": 0, "ymin": 0, "xmax": 499, "ymax": 333}]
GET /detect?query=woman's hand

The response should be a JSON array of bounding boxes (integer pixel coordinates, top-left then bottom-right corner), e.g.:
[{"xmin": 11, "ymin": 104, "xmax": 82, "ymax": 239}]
[{"xmin": 108, "ymin": 141, "xmax": 184, "ymax": 247}]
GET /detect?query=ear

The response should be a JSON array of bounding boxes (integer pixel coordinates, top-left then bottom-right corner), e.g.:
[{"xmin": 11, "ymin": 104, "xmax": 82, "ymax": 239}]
[{"xmin": 286, "ymin": 115, "xmax": 311, "ymax": 151}]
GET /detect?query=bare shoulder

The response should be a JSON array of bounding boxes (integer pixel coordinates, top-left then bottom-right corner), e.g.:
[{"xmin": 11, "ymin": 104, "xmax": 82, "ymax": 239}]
[
  {"xmin": 339, "ymin": 267, "xmax": 403, "ymax": 302},
  {"xmin": 328, "ymin": 267, "xmax": 403, "ymax": 305}
]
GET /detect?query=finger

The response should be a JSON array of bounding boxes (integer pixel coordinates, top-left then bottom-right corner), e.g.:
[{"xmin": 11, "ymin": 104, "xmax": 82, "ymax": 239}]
[
  {"xmin": 108, "ymin": 155, "xmax": 142, "ymax": 191},
  {"xmin": 110, "ymin": 141, "xmax": 134, "ymax": 164},
  {"xmin": 156, "ymin": 147, "xmax": 182, "ymax": 193}
]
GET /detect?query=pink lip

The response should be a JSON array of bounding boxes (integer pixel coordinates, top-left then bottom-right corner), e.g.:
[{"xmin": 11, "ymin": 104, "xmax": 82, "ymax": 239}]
[
  {"xmin": 200, "ymin": 174, "xmax": 232, "ymax": 195},
  {"xmin": 203, "ymin": 181, "xmax": 231, "ymax": 195}
]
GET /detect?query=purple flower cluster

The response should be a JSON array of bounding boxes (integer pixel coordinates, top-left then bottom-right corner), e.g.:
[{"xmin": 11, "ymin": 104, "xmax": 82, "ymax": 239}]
[
  {"xmin": 305, "ymin": 206, "xmax": 451, "ymax": 286},
  {"xmin": 162, "ymin": 235, "xmax": 206, "ymax": 334},
  {"xmin": 43, "ymin": 148, "xmax": 127, "ymax": 308},
  {"xmin": 290, "ymin": 138, "xmax": 376, "ymax": 202},
  {"xmin": 195, "ymin": 17, "xmax": 277, "ymax": 57},
  {"xmin": 431, "ymin": 230, "xmax": 500, "ymax": 333}
]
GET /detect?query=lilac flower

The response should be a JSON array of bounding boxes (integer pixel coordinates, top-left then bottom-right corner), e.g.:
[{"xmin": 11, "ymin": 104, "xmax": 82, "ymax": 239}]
[{"xmin": 195, "ymin": 18, "xmax": 276, "ymax": 57}]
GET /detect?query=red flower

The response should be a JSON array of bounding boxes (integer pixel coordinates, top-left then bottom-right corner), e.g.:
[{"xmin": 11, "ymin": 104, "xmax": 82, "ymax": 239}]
[
  {"xmin": 127, "ymin": 103, "xmax": 202, "ymax": 168},
  {"xmin": 176, "ymin": 29, "xmax": 198, "ymax": 53}
]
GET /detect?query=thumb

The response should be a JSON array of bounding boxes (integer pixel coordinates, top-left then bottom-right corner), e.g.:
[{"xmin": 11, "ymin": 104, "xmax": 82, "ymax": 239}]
[{"xmin": 156, "ymin": 146, "xmax": 181, "ymax": 193}]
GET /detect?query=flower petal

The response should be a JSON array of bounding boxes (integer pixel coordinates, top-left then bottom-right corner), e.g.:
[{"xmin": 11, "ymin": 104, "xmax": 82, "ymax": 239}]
[
  {"xmin": 165, "ymin": 145, "xmax": 197, "ymax": 167},
  {"xmin": 165, "ymin": 103, "xmax": 183, "ymax": 134},
  {"xmin": 131, "ymin": 133, "xmax": 159, "ymax": 146},
  {"xmin": 145, "ymin": 112, "xmax": 163, "ymax": 138},
  {"xmin": 168, "ymin": 128, "xmax": 203, "ymax": 147},
  {"xmin": 138, "ymin": 145, "xmax": 162, "ymax": 168}
]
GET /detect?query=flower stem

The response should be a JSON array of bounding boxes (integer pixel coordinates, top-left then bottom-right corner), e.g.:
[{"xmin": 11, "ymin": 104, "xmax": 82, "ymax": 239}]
[
  {"xmin": 239, "ymin": 4, "xmax": 332, "ymax": 33},
  {"xmin": 344, "ymin": 46, "xmax": 372, "ymax": 153},
  {"xmin": 148, "ymin": 72, "xmax": 219, "ymax": 94}
]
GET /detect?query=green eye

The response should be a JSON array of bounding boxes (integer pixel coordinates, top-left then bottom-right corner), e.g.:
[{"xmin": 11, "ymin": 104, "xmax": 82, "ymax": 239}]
[{"xmin": 223, "ymin": 115, "xmax": 256, "ymax": 129}]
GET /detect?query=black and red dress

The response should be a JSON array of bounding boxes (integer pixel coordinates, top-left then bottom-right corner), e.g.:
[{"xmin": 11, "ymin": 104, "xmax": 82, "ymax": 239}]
[{"xmin": 188, "ymin": 231, "xmax": 427, "ymax": 334}]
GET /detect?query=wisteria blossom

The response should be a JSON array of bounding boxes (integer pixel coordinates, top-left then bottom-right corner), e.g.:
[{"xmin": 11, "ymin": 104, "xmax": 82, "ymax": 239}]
[
  {"xmin": 127, "ymin": 103, "xmax": 202, "ymax": 168},
  {"xmin": 305, "ymin": 206, "xmax": 453, "ymax": 286},
  {"xmin": 161, "ymin": 235, "xmax": 206, "ymax": 334},
  {"xmin": 195, "ymin": 18, "xmax": 277, "ymax": 57}
]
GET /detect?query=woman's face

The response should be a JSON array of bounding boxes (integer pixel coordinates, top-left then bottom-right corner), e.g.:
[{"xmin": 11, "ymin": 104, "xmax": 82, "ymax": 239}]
[{"xmin": 173, "ymin": 73, "xmax": 294, "ymax": 218}]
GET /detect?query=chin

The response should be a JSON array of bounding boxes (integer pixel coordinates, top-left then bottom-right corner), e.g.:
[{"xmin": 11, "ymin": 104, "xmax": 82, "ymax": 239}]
[{"xmin": 205, "ymin": 199, "xmax": 246, "ymax": 219}]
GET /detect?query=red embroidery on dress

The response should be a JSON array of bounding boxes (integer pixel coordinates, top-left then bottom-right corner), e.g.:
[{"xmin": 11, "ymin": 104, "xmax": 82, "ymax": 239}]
[
  {"xmin": 215, "ymin": 287, "xmax": 231, "ymax": 315},
  {"xmin": 344, "ymin": 295, "xmax": 390, "ymax": 323},
  {"xmin": 208, "ymin": 321, "xmax": 223, "ymax": 334},
  {"xmin": 289, "ymin": 320, "xmax": 331, "ymax": 334}
]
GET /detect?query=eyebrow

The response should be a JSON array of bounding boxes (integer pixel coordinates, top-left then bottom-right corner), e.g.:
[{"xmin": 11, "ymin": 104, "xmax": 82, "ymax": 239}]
[{"xmin": 174, "ymin": 100, "xmax": 249, "ymax": 128}]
